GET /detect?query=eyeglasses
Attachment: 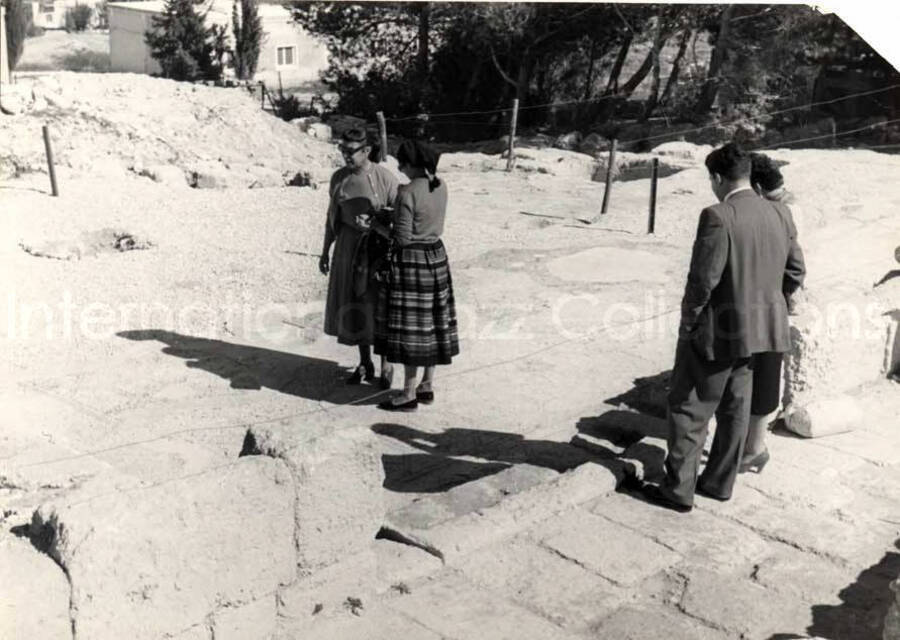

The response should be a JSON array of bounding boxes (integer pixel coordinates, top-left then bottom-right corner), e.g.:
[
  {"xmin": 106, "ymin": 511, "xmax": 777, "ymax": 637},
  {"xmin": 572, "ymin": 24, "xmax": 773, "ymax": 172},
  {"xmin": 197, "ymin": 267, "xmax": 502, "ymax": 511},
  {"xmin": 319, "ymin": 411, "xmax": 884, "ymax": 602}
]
[{"xmin": 340, "ymin": 145, "xmax": 367, "ymax": 158}]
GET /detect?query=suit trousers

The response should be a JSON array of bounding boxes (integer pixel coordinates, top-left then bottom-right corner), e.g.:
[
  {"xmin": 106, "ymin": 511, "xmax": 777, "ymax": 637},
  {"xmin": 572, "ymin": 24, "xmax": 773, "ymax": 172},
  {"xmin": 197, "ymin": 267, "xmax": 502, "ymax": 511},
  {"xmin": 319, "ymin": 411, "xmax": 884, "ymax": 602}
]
[{"xmin": 661, "ymin": 340, "xmax": 753, "ymax": 506}]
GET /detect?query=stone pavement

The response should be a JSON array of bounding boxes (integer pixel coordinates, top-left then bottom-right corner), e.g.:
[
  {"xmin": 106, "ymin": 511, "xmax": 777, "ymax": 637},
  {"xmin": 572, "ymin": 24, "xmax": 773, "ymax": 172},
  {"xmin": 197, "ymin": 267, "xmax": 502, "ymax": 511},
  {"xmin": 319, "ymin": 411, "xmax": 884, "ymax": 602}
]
[
  {"xmin": 275, "ymin": 379, "xmax": 900, "ymax": 639},
  {"xmin": 3, "ymin": 149, "xmax": 899, "ymax": 638}
]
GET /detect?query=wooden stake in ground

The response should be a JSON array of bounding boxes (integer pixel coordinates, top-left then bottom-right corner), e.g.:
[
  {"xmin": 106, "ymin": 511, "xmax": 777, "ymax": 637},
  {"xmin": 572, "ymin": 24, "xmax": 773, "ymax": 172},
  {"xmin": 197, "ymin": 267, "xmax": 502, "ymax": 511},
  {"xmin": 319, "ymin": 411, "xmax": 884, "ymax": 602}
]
[
  {"xmin": 600, "ymin": 138, "xmax": 618, "ymax": 215},
  {"xmin": 506, "ymin": 98, "xmax": 519, "ymax": 172},
  {"xmin": 42, "ymin": 124, "xmax": 59, "ymax": 197},
  {"xmin": 258, "ymin": 81, "xmax": 265, "ymax": 109},
  {"xmin": 376, "ymin": 111, "xmax": 388, "ymax": 162},
  {"xmin": 648, "ymin": 157, "xmax": 659, "ymax": 234}
]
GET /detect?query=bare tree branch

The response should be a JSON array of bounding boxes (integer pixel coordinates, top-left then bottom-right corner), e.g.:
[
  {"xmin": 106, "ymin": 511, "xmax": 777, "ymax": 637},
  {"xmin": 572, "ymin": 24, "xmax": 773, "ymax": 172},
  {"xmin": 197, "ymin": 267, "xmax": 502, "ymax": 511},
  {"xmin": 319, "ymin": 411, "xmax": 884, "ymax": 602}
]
[{"xmin": 490, "ymin": 44, "xmax": 519, "ymax": 88}]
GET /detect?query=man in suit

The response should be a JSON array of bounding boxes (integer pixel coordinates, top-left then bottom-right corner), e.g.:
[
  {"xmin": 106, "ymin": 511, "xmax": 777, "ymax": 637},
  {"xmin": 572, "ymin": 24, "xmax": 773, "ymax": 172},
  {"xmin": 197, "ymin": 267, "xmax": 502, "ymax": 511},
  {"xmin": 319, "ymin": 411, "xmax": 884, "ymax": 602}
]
[{"xmin": 642, "ymin": 142, "xmax": 805, "ymax": 513}]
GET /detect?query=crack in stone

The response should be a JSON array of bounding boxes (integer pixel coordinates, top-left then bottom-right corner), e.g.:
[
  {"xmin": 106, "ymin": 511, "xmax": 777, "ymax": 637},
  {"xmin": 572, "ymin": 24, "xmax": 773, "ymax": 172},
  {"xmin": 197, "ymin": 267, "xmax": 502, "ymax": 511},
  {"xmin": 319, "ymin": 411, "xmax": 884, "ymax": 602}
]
[
  {"xmin": 592, "ymin": 511, "xmax": 683, "ymax": 555},
  {"xmin": 699, "ymin": 504, "xmax": 848, "ymax": 567},
  {"xmin": 671, "ymin": 570, "xmax": 733, "ymax": 634},
  {"xmin": 536, "ymin": 541, "xmax": 621, "ymax": 588}
]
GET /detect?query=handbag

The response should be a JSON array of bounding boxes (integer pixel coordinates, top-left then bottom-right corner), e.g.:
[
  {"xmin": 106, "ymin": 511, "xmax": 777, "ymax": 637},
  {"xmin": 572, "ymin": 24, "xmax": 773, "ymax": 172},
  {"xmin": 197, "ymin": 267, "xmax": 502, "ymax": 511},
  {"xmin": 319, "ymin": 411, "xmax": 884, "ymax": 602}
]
[{"xmin": 352, "ymin": 229, "xmax": 393, "ymax": 297}]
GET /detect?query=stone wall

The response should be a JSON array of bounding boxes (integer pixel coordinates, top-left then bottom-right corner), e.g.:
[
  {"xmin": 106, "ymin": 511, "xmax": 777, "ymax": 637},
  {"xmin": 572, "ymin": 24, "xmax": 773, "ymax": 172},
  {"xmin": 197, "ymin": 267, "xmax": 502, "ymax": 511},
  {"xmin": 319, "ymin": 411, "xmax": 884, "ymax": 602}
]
[{"xmin": 26, "ymin": 423, "xmax": 385, "ymax": 639}]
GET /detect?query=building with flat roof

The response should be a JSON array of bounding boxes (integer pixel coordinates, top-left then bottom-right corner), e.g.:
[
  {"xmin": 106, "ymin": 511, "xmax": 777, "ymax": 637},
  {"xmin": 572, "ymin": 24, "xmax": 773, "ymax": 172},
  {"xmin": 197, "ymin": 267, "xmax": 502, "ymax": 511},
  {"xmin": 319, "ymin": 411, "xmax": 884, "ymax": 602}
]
[{"xmin": 107, "ymin": 0, "xmax": 328, "ymax": 86}]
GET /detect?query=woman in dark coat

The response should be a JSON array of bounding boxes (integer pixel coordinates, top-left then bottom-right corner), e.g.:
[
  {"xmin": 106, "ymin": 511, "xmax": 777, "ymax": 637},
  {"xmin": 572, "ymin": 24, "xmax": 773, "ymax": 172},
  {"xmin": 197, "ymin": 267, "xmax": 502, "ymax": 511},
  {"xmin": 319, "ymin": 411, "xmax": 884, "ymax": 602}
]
[
  {"xmin": 320, "ymin": 128, "xmax": 399, "ymax": 386},
  {"xmin": 375, "ymin": 140, "xmax": 459, "ymax": 411},
  {"xmin": 742, "ymin": 153, "xmax": 800, "ymax": 472}
]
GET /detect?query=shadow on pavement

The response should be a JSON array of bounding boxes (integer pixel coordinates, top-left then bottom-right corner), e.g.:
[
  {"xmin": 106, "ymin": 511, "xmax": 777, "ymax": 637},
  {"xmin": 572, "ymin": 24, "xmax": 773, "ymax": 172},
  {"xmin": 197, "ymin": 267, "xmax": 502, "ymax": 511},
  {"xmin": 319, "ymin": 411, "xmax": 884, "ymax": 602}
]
[
  {"xmin": 117, "ymin": 329, "xmax": 384, "ymax": 405},
  {"xmin": 604, "ymin": 370, "xmax": 672, "ymax": 419},
  {"xmin": 803, "ymin": 539, "xmax": 900, "ymax": 640},
  {"xmin": 373, "ymin": 422, "xmax": 619, "ymax": 493}
]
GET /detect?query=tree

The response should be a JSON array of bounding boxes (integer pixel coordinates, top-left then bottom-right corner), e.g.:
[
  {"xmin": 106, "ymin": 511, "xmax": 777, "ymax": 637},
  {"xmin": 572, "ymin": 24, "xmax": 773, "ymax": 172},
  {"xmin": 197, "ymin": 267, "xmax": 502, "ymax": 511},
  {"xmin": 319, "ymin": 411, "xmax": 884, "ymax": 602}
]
[
  {"xmin": 231, "ymin": 0, "xmax": 263, "ymax": 80},
  {"xmin": 144, "ymin": 0, "xmax": 222, "ymax": 82},
  {"xmin": 65, "ymin": 4, "xmax": 93, "ymax": 32},
  {"xmin": 3, "ymin": 0, "xmax": 31, "ymax": 71}
]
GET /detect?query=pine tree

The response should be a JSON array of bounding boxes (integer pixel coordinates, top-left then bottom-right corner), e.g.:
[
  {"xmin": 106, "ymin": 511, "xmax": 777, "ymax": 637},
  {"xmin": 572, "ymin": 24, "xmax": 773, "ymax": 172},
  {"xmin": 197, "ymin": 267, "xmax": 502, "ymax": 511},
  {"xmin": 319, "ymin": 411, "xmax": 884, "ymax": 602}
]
[
  {"xmin": 3, "ymin": 0, "xmax": 31, "ymax": 71},
  {"xmin": 144, "ymin": 0, "xmax": 220, "ymax": 82},
  {"xmin": 232, "ymin": 0, "xmax": 263, "ymax": 81}
]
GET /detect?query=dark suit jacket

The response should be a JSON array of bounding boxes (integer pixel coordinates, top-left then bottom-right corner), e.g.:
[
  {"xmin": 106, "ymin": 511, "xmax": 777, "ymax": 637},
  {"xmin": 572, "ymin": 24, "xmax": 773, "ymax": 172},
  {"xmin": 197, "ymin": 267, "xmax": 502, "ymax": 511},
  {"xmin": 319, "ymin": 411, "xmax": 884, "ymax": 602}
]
[{"xmin": 680, "ymin": 189, "xmax": 806, "ymax": 360}]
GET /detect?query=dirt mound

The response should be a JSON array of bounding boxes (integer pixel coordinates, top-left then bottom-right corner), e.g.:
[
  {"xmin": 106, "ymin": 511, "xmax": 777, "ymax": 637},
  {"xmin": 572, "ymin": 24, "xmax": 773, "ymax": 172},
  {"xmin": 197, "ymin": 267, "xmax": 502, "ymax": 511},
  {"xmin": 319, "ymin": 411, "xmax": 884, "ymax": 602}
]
[{"xmin": 0, "ymin": 72, "xmax": 342, "ymax": 187}]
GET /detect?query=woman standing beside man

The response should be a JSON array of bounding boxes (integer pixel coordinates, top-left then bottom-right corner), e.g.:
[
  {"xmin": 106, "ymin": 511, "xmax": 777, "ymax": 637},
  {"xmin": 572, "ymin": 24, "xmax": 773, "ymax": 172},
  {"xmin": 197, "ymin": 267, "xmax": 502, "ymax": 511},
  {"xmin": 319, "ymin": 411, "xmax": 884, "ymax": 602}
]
[{"xmin": 742, "ymin": 152, "xmax": 804, "ymax": 473}]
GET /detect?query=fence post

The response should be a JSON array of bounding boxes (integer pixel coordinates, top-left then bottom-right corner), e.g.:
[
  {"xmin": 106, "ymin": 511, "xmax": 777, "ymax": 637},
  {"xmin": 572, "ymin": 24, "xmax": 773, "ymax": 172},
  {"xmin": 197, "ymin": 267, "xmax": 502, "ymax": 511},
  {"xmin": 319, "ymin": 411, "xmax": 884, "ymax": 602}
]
[
  {"xmin": 376, "ymin": 111, "xmax": 388, "ymax": 162},
  {"xmin": 259, "ymin": 81, "xmax": 265, "ymax": 109},
  {"xmin": 600, "ymin": 138, "xmax": 617, "ymax": 215},
  {"xmin": 648, "ymin": 157, "xmax": 659, "ymax": 234},
  {"xmin": 42, "ymin": 124, "xmax": 59, "ymax": 197},
  {"xmin": 506, "ymin": 98, "xmax": 519, "ymax": 172},
  {"xmin": 277, "ymin": 71, "xmax": 284, "ymax": 97}
]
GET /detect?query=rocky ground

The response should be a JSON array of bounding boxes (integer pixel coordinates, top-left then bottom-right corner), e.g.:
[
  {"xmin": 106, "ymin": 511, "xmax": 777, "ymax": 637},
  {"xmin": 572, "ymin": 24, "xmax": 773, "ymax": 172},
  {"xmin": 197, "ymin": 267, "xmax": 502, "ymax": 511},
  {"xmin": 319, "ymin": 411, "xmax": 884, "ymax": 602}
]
[{"xmin": 1, "ymin": 72, "xmax": 899, "ymax": 639}]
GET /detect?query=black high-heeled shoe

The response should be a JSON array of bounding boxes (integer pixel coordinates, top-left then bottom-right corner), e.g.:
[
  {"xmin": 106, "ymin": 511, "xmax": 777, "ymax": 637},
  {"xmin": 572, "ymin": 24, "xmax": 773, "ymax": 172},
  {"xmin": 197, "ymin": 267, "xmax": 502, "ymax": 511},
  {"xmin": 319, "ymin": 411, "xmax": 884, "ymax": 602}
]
[
  {"xmin": 377, "ymin": 397, "xmax": 418, "ymax": 412},
  {"xmin": 415, "ymin": 388, "xmax": 434, "ymax": 404},
  {"xmin": 346, "ymin": 362, "xmax": 375, "ymax": 385},
  {"xmin": 739, "ymin": 449, "xmax": 770, "ymax": 474}
]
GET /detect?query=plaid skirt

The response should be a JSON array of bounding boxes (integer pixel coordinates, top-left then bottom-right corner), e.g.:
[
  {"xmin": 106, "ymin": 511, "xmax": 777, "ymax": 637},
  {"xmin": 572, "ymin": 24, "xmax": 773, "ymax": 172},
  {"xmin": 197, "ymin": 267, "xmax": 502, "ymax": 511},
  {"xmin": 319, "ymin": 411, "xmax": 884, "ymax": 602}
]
[{"xmin": 375, "ymin": 239, "xmax": 460, "ymax": 366}]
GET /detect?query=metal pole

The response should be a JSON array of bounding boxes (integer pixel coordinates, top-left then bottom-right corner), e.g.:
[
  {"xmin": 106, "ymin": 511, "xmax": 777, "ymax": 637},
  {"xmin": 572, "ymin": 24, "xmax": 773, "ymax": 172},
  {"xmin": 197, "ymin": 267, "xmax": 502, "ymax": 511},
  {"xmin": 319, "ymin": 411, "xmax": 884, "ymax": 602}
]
[
  {"xmin": 42, "ymin": 125, "xmax": 59, "ymax": 197},
  {"xmin": 648, "ymin": 157, "xmax": 659, "ymax": 234},
  {"xmin": 600, "ymin": 138, "xmax": 617, "ymax": 215},
  {"xmin": 376, "ymin": 111, "xmax": 388, "ymax": 162},
  {"xmin": 506, "ymin": 98, "xmax": 519, "ymax": 172}
]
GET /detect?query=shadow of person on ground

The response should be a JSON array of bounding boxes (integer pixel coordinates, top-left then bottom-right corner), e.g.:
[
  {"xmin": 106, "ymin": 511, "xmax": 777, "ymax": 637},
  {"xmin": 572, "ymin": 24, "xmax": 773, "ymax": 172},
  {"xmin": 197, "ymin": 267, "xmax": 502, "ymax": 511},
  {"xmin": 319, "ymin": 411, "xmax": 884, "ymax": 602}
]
[
  {"xmin": 373, "ymin": 422, "xmax": 621, "ymax": 493},
  {"xmin": 574, "ymin": 408, "xmax": 670, "ymax": 491},
  {"xmin": 117, "ymin": 329, "xmax": 385, "ymax": 405},
  {"xmin": 604, "ymin": 370, "xmax": 672, "ymax": 419},
  {"xmin": 796, "ymin": 539, "xmax": 900, "ymax": 640}
]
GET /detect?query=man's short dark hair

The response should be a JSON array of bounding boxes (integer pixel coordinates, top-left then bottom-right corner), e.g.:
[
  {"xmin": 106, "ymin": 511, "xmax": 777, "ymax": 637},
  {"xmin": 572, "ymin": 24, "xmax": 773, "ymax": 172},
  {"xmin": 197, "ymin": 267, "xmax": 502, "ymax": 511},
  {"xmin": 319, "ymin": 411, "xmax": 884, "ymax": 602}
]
[{"xmin": 705, "ymin": 142, "xmax": 752, "ymax": 181}]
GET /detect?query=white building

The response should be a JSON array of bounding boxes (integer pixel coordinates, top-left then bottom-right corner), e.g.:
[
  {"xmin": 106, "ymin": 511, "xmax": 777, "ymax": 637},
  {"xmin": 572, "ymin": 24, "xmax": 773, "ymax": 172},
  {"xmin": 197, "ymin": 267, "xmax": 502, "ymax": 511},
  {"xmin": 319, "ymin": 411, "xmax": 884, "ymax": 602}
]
[
  {"xmin": 30, "ymin": 0, "xmax": 102, "ymax": 30},
  {"xmin": 107, "ymin": 0, "xmax": 328, "ymax": 86}
]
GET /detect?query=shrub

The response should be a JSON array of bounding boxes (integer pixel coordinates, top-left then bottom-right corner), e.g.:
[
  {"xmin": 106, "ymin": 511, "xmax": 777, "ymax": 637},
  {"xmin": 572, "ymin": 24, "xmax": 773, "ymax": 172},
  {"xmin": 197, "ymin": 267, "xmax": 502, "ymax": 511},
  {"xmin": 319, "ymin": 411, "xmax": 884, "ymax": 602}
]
[
  {"xmin": 59, "ymin": 49, "xmax": 110, "ymax": 72},
  {"xmin": 26, "ymin": 23, "xmax": 45, "ymax": 37},
  {"xmin": 271, "ymin": 92, "xmax": 309, "ymax": 121},
  {"xmin": 64, "ymin": 4, "xmax": 93, "ymax": 32}
]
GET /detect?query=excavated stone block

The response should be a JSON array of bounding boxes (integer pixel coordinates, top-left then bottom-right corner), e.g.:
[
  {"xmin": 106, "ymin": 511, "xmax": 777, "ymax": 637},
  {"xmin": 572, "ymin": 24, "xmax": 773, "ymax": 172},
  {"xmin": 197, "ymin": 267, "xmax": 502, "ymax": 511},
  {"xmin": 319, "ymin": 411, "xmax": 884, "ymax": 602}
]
[
  {"xmin": 786, "ymin": 290, "xmax": 892, "ymax": 406},
  {"xmin": 0, "ymin": 537, "xmax": 71, "ymax": 640},
  {"xmin": 29, "ymin": 457, "xmax": 295, "ymax": 640},
  {"xmin": 241, "ymin": 421, "xmax": 385, "ymax": 572},
  {"xmin": 306, "ymin": 123, "xmax": 332, "ymax": 140},
  {"xmin": 783, "ymin": 393, "xmax": 862, "ymax": 438},
  {"xmin": 784, "ymin": 288, "xmax": 895, "ymax": 435}
]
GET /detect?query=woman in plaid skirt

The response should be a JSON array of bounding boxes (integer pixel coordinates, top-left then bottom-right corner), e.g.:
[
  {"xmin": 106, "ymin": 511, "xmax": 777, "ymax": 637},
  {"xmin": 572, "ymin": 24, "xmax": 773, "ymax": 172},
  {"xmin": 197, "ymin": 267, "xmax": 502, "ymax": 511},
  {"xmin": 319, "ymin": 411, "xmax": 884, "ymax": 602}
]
[{"xmin": 375, "ymin": 140, "xmax": 459, "ymax": 411}]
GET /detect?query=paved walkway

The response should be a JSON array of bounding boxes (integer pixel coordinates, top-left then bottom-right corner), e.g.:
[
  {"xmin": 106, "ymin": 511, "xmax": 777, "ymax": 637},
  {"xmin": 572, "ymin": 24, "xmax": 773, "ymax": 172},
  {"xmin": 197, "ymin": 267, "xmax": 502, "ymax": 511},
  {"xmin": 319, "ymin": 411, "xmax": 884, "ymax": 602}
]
[{"xmin": 285, "ymin": 378, "xmax": 899, "ymax": 639}]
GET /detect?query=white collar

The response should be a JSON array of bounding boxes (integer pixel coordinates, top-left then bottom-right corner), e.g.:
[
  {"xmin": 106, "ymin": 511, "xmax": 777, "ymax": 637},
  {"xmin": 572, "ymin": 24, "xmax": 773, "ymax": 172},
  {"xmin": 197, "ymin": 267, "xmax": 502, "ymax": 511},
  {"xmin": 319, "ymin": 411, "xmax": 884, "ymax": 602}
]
[{"xmin": 723, "ymin": 186, "xmax": 754, "ymax": 202}]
